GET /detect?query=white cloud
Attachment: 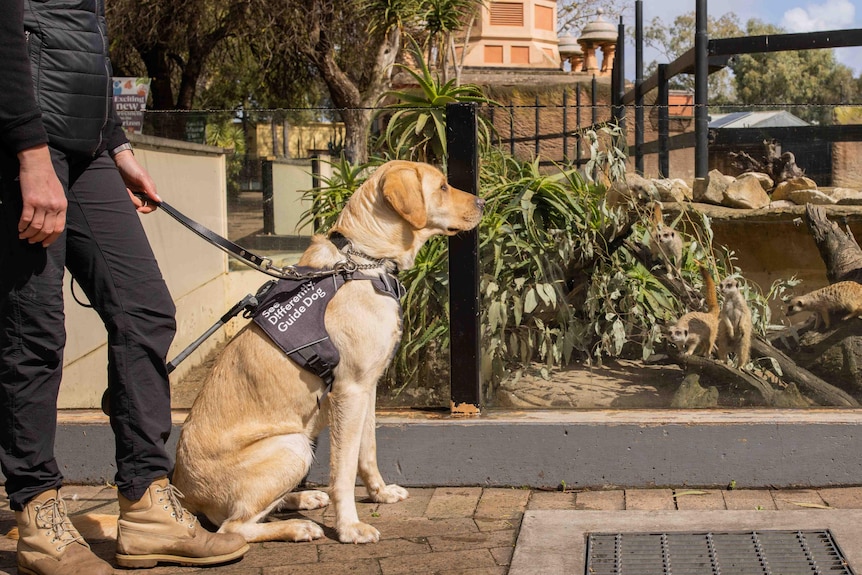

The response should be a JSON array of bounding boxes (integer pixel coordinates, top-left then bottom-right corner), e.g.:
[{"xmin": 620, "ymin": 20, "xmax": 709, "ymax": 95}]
[{"xmin": 780, "ymin": 0, "xmax": 855, "ymax": 32}]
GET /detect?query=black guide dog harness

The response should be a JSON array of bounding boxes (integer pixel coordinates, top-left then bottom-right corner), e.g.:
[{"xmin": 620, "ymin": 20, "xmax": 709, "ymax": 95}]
[{"xmin": 251, "ymin": 265, "xmax": 405, "ymax": 407}]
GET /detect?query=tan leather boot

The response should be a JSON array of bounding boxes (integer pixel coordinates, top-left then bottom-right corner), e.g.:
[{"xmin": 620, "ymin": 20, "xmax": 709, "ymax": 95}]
[
  {"xmin": 15, "ymin": 489, "xmax": 115, "ymax": 575},
  {"xmin": 115, "ymin": 478, "xmax": 248, "ymax": 568}
]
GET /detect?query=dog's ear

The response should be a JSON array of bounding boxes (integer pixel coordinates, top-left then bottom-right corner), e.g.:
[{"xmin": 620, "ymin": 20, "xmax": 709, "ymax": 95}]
[{"xmin": 381, "ymin": 167, "xmax": 427, "ymax": 229}]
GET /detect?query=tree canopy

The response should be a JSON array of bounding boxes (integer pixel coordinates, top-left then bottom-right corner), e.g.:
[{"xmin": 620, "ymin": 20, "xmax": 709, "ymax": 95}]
[{"xmin": 641, "ymin": 12, "xmax": 859, "ymax": 121}]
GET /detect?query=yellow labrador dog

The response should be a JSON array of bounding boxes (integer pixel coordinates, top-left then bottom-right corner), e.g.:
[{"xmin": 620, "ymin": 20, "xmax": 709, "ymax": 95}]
[{"xmin": 171, "ymin": 160, "xmax": 484, "ymax": 544}]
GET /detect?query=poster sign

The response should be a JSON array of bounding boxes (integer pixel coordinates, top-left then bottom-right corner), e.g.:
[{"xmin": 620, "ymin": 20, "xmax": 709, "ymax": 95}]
[{"xmin": 112, "ymin": 77, "xmax": 150, "ymax": 134}]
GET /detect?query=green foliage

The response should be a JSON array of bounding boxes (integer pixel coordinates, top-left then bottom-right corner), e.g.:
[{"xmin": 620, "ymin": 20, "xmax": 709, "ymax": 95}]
[
  {"xmin": 299, "ymin": 134, "xmax": 792, "ymax": 403},
  {"xmin": 730, "ymin": 20, "xmax": 858, "ymax": 124},
  {"xmin": 205, "ymin": 117, "xmax": 246, "ymax": 200},
  {"xmin": 298, "ymin": 156, "xmax": 383, "ymax": 234},
  {"xmin": 641, "ymin": 11, "xmax": 743, "ymax": 102},
  {"xmin": 376, "ymin": 38, "xmax": 497, "ymax": 167},
  {"xmin": 642, "ymin": 12, "xmax": 859, "ymax": 115}
]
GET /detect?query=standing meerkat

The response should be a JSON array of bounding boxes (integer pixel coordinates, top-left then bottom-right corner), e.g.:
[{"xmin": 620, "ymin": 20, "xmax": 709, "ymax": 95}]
[
  {"xmin": 787, "ymin": 281, "xmax": 862, "ymax": 329},
  {"xmin": 648, "ymin": 203, "xmax": 683, "ymax": 269},
  {"xmin": 716, "ymin": 276, "xmax": 753, "ymax": 367},
  {"xmin": 668, "ymin": 266, "xmax": 720, "ymax": 357}
]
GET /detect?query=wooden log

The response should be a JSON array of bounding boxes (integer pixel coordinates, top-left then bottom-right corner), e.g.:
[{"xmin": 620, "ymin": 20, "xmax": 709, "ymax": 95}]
[
  {"xmin": 751, "ymin": 336, "xmax": 859, "ymax": 407},
  {"xmin": 804, "ymin": 204, "xmax": 862, "ymax": 283}
]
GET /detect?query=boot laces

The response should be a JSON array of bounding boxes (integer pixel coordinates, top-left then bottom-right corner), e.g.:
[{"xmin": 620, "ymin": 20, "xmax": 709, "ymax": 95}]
[
  {"xmin": 34, "ymin": 497, "xmax": 85, "ymax": 552},
  {"xmin": 157, "ymin": 483, "xmax": 197, "ymax": 528}
]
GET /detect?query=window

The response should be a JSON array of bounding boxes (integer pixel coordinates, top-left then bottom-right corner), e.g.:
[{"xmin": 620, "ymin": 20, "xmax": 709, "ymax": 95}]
[{"xmin": 490, "ymin": 2, "xmax": 524, "ymax": 27}]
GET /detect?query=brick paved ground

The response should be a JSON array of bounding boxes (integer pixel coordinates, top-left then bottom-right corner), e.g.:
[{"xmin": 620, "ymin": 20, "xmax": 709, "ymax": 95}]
[{"xmin": 0, "ymin": 484, "xmax": 861, "ymax": 574}]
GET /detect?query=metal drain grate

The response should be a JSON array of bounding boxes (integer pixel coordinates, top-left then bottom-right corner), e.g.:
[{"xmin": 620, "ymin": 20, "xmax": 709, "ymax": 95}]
[{"xmin": 585, "ymin": 530, "xmax": 855, "ymax": 575}]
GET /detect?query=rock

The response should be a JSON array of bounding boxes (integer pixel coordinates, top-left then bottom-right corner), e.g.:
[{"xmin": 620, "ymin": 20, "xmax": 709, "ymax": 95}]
[
  {"xmin": 607, "ymin": 173, "xmax": 658, "ymax": 206},
  {"xmin": 740, "ymin": 171, "xmax": 774, "ymax": 192},
  {"xmin": 670, "ymin": 374, "xmax": 719, "ymax": 408},
  {"xmin": 787, "ymin": 188, "xmax": 837, "ymax": 205},
  {"xmin": 829, "ymin": 187, "xmax": 862, "ymax": 205},
  {"xmin": 771, "ymin": 383, "xmax": 811, "ymax": 408},
  {"xmin": 692, "ymin": 170, "xmax": 734, "ymax": 205},
  {"xmin": 768, "ymin": 199, "xmax": 798, "ymax": 209},
  {"xmin": 724, "ymin": 174, "xmax": 771, "ymax": 209},
  {"xmin": 772, "ymin": 176, "xmax": 818, "ymax": 201},
  {"xmin": 653, "ymin": 178, "xmax": 693, "ymax": 203}
]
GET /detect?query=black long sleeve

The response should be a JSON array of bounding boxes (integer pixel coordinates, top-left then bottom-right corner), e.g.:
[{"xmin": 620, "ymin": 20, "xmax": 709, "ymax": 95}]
[{"xmin": 0, "ymin": 0, "xmax": 48, "ymax": 155}]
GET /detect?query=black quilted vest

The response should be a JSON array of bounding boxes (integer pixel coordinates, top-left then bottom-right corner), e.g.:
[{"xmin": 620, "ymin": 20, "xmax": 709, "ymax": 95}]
[{"xmin": 23, "ymin": 0, "xmax": 116, "ymax": 157}]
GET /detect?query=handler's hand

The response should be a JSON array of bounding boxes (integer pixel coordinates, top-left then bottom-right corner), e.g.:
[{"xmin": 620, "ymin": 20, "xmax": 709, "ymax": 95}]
[
  {"xmin": 113, "ymin": 148, "xmax": 161, "ymax": 214},
  {"xmin": 17, "ymin": 144, "xmax": 66, "ymax": 247}
]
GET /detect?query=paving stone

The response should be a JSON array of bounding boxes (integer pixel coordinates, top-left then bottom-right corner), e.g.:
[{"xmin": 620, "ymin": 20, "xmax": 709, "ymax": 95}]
[
  {"xmin": 722, "ymin": 489, "xmax": 777, "ymax": 510},
  {"xmin": 437, "ymin": 568, "xmax": 508, "ymax": 575},
  {"xmin": 427, "ymin": 529, "xmax": 516, "ymax": 552},
  {"xmin": 818, "ymin": 487, "xmax": 862, "ymax": 508},
  {"xmin": 371, "ymin": 517, "xmax": 479, "ymax": 539},
  {"xmin": 240, "ymin": 542, "xmax": 319, "ymax": 567},
  {"xmin": 371, "ymin": 488, "xmax": 432, "ymax": 519},
  {"xmin": 575, "ymin": 489, "xmax": 625, "ymax": 510},
  {"xmin": 379, "ymin": 549, "xmax": 497, "ymax": 575},
  {"xmin": 674, "ymin": 489, "xmax": 727, "ymax": 510},
  {"xmin": 473, "ymin": 517, "xmax": 521, "ymax": 532},
  {"xmin": 474, "ymin": 488, "xmax": 530, "ymax": 520},
  {"xmin": 425, "ymin": 488, "xmax": 482, "ymax": 519},
  {"xmin": 527, "ymin": 490, "xmax": 577, "ymax": 510},
  {"xmin": 319, "ymin": 538, "xmax": 429, "ymax": 562},
  {"xmin": 265, "ymin": 558, "xmax": 380, "ymax": 575},
  {"xmin": 624, "ymin": 488, "xmax": 675, "ymax": 510},
  {"xmin": 772, "ymin": 489, "xmax": 829, "ymax": 510},
  {"xmin": 489, "ymin": 544, "xmax": 515, "ymax": 566}
]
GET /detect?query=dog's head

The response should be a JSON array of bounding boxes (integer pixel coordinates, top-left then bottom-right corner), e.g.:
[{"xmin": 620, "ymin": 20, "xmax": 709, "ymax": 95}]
[{"xmin": 332, "ymin": 161, "xmax": 484, "ymax": 269}]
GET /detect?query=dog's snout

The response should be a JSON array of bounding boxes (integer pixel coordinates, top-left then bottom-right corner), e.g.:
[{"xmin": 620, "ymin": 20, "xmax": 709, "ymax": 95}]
[{"xmin": 476, "ymin": 197, "xmax": 486, "ymax": 210}]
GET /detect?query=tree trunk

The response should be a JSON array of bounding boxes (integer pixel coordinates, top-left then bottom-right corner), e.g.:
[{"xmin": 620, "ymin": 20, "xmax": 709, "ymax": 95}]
[
  {"xmin": 339, "ymin": 108, "xmax": 373, "ymax": 164},
  {"xmin": 305, "ymin": 17, "xmax": 400, "ymax": 164},
  {"xmin": 804, "ymin": 204, "xmax": 862, "ymax": 283}
]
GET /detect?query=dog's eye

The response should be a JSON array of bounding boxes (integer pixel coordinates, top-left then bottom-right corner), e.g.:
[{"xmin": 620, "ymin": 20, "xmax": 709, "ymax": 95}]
[{"xmin": 441, "ymin": 184, "xmax": 448, "ymax": 192}]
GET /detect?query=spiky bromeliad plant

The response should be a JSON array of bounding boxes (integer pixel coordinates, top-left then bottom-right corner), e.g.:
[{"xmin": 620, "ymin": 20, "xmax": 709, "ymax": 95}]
[{"xmin": 376, "ymin": 37, "xmax": 497, "ymax": 167}]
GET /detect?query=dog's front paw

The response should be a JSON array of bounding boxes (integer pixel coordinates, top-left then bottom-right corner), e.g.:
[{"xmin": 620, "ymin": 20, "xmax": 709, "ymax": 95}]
[
  {"xmin": 338, "ymin": 522, "xmax": 380, "ymax": 544},
  {"xmin": 371, "ymin": 484, "xmax": 409, "ymax": 504}
]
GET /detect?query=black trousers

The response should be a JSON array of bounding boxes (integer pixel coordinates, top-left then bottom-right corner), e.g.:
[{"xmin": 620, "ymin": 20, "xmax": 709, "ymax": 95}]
[{"xmin": 0, "ymin": 149, "xmax": 176, "ymax": 510}]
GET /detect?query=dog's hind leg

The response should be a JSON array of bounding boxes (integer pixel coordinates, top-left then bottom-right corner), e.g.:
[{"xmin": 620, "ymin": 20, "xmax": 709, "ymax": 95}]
[
  {"xmin": 217, "ymin": 434, "xmax": 325, "ymax": 544},
  {"xmin": 358, "ymin": 385, "xmax": 408, "ymax": 505}
]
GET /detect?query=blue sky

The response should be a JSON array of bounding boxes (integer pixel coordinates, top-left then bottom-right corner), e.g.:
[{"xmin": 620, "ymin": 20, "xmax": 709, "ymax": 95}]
[{"xmin": 623, "ymin": 0, "xmax": 862, "ymax": 77}]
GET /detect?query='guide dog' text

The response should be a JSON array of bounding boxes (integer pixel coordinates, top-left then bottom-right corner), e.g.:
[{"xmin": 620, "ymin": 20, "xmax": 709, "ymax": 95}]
[{"xmin": 260, "ymin": 281, "xmax": 328, "ymax": 332}]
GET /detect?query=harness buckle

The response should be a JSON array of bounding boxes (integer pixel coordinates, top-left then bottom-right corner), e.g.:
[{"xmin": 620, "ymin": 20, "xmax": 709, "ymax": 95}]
[{"xmin": 334, "ymin": 259, "xmax": 358, "ymax": 273}]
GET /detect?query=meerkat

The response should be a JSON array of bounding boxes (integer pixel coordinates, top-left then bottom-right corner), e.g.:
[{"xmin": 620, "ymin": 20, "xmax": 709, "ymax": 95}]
[
  {"xmin": 668, "ymin": 266, "xmax": 720, "ymax": 357},
  {"xmin": 787, "ymin": 281, "xmax": 862, "ymax": 329},
  {"xmin": 716, "ymin": 276, "xmax": 753, "ymax": 367},
  {"xmin": 648, "ymin": 202, "xmax": 683, "ymax": 270}
]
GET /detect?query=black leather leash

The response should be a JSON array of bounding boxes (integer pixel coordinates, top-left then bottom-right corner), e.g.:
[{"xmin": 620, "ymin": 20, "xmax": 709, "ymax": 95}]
[{"xmin": 137, "ymin": 194, "xmax": 298, "ymax": 279}]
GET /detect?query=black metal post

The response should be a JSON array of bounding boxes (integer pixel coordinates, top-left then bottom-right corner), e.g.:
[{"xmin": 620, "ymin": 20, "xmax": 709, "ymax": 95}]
[
  {"xmin": 657, "ymin": 64, "xmax": 670, "ymax": 178},
  {"xmin": 695, "ymin": 0, "xmax": 709, "ymax": 177},
  {"xmin": 614, "ymin": 16, "xmax": 626, "ymax": 133},
  {"xmin": 261, "ymin": 158, "xmax": 274, "ymax": 235},
  {"xmin": 635, "ymin": 0, "xmax": 644, "ymax": 174},
  {"xmin": 445, "ymin": 103, "xmax": 481, "ymax": 415}
]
